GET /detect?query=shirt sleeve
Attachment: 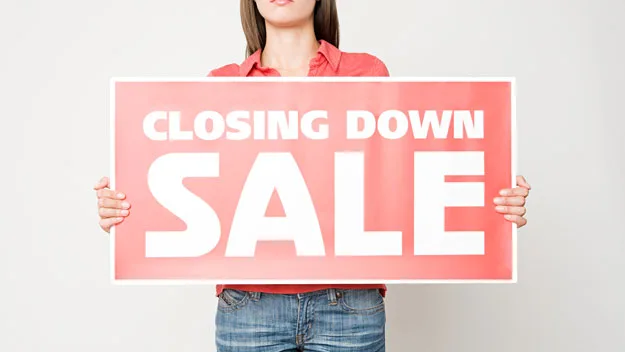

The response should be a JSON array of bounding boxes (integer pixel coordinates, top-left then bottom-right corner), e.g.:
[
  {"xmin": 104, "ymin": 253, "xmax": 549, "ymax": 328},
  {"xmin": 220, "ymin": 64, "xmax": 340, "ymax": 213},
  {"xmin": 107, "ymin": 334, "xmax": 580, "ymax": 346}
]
[{"xmin": 370, "ymin": 57, "xmax": 390, "ymax": 77}]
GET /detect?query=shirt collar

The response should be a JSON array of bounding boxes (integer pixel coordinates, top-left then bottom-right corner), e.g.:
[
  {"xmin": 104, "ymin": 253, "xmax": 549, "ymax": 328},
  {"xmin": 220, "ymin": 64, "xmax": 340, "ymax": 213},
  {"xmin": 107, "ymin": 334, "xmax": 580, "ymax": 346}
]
[
  {"xmin": 317, "ymin": 39, "xmax": 341, "ymax": 71},
  {"xmin": 239, "ymin": 49, "xmax": 261, "ymax": 77},
  {"xmin": 239, "ymin": 39, "xmax": 342, "ymax": 76}
]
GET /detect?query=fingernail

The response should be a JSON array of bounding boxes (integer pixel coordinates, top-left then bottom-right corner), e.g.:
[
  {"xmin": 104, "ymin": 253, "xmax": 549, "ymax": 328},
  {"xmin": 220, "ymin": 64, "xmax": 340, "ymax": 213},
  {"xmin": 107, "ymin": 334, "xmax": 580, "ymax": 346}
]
[
  {"xmin": 117, "ymin": 193, "xmax": 125, "ymax": 199},
  {"xmin": 121, "ymin": 210, "xmax": 129, "ymax": 216},
  {"xmin": 499, "ymin": 189, "xmax": 510, "ymax": 196},
  {"xmin": 495, "ymin": 206, "xmax": 506, "ymax": 212},
  {"xmin": 122, "ymin": 201, "xmax": 130, "ymax": 209},
  {"xmin": 116, "ymin": 217, "xmax": 124, "ymax": 222},
  {"xmin": 493, "ymin": 197, "xmax": 504, "ymax": 204},
  {"xmin": 504, "ymin": 214, "xmax": 513, "ymax": 220}
]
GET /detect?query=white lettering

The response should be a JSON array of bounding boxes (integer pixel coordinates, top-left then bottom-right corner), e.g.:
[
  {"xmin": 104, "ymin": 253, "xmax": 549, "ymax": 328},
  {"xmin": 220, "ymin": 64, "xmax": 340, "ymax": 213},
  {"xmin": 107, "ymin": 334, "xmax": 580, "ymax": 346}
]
[
  {"xmin": 253, "ymin": 111, "xmax": 266, "ymax": 140},
  {"xmin": 413, "ymin": 151, "xmax": 485, "ymax": 255},
  {"xmin": 346, "ymin": 110, "xmax": 376, "ymax": 139},
  {"xmin": 453, "ymin": 110, "xmax": 484, "ymax": 139},
  {"xmin": 195, "ymin": 111, "xmax": 225, "ymax": 140},
  {"xmin": 267, "ymin": 111, "xmax": 299, "ymax": 140},
  {"xmin": 143, "ymin": 111, "xmax": 167, "ymax": 141},
  {"xmin": 225, "ymin": 153, "xmax": 325, "ymax": 257},
  {"xmin": 225, "ymin": 110, "xmax": 251, "ymax": 140},
  {"xmin": 334, "ymin": 152, "xmax": 403, "ymax": 256},
  {"xmin": 378, "ymin": 110, "xmax": 410, "ymax": 140},
  {"xmin": 301, "ymin": 110, "xmax": 329, "ymax": 139},
  {"xmin": 168, "ymin": 111, "xmax": 193, "ymax": 141},
  {"xmin": 408, "ymin": 110, "xmax": 453, "ymax": 139},
  {"xmin": 145, "ymin": 153, "xmax": 221, "ymax": 257},
  {"xmin": 143, "ymin": 110, "xmax": 484, "ymax": 141}
]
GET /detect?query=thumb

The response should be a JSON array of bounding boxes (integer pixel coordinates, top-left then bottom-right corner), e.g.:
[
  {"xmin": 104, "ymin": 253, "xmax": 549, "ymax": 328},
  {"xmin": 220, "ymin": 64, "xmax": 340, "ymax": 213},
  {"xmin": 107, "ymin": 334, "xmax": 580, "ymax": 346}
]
[
  {"xmin": 93, "ymin": 176, "xmax": 110, "ymax": 190},
  {"xmin": 516, "ymin": 175, "xmax": 531, "ymax": 189}
]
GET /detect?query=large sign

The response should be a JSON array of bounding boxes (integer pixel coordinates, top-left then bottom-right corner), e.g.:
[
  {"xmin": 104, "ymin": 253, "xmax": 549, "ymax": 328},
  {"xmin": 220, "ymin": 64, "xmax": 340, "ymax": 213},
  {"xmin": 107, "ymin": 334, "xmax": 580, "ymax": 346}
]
[{"xmin": 110, "ymin": 77, "xmax": 516, "ymax": 283}]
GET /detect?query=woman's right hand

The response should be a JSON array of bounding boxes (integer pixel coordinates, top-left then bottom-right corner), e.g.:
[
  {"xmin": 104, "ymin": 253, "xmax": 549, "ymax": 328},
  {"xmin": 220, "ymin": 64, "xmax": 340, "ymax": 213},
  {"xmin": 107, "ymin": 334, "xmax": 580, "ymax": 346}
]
[{"xmin": 93, "ymin": 176, "xmax": 131, "ymax": 233}]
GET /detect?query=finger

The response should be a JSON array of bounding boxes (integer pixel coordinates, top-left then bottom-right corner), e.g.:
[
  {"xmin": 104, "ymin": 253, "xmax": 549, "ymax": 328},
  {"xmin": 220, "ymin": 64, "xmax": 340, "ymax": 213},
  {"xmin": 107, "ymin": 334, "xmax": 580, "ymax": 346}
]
[
  {"xmin": 98, "ymin": 207, "xmax": 130, "ymax": 218},
  {"xmin": 93, "ymin": 177, "xmax": 110, "ymax": 190},
  {"xmin": 98, "ymin": 198, "xmax": 131, "ymax": 210},
  {"xmin": 495, "ymin": 206, "xmax": 526, "ymax": 216},
  {"xmin": 96, "ymin": 188, "xmax": 126, "ymax": 200},
  {"xmin": 99, "ymin": 217, "xmax": 124, "ymax": 232},
  {"xmin": 504, "ymin": 214, "xmax": 527, "ymax": 228},
  {"xmin": 493, "ymin": 196, "xmax": 525, "ymax": 206},
  {"xmin": 498, "ymin": 187, "xmax": 529, "ymax": 197},
  {"xmin": 516, "ymin": 175, "xmax": 531, "ymax": 189}
]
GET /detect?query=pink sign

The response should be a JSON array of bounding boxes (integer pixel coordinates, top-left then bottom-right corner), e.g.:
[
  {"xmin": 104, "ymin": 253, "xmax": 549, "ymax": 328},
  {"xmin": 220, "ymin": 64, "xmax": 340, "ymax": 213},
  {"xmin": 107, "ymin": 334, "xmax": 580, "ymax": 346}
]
[{"xmin": 110, "ymin": 77, "xmax": 516, "ymax": 283}]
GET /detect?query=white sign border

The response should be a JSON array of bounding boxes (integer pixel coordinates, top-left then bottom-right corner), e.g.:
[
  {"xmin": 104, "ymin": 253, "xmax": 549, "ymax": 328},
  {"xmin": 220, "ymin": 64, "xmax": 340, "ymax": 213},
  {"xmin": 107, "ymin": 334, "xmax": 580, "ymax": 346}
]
[{"xmin": 109, "ymin": 76, "xmax": 517, "ymax": 285}]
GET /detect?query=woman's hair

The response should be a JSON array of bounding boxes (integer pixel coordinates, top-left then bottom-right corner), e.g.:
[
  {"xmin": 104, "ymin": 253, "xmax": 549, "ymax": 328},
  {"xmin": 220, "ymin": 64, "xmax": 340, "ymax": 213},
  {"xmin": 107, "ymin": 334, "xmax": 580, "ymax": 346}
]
[{"xmin": 240, "ymin": 0, "xmax": 339, "ymax": 57}]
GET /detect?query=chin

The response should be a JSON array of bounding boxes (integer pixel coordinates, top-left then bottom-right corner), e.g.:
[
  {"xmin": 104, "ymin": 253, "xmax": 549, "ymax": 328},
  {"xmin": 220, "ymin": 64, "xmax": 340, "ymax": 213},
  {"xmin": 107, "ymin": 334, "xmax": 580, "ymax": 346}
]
[
  {"xmin": 265, "ymin": 14, "xmax": 311, "ymax": 28},
  {"xmin": 256, "ymin": 0, "xmax": 316, "ymax": 27}
]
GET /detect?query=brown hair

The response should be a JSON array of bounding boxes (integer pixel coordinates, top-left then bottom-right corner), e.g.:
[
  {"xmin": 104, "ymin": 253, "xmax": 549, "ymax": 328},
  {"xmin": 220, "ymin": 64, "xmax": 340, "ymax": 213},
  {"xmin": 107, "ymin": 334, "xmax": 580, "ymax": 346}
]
[{"xmin": 240, "ymin": 0, "xmax": 340, "ymax": 57}]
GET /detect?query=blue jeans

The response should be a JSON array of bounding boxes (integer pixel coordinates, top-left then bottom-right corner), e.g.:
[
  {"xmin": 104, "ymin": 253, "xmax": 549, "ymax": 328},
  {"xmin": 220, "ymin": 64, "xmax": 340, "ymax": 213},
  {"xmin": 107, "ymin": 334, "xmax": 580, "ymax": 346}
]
[{"xmin": 215, "ymin": 288, "xmax": 386, "ymax": 351}]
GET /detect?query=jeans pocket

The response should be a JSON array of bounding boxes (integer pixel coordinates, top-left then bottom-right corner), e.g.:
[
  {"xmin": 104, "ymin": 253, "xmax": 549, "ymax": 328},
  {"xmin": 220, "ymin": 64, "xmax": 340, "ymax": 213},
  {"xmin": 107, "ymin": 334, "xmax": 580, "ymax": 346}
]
[
  {"xmin": 218, "ymin": 289, "xmax": 251, "ymax": 313},
  {"xmin": 338, "ymin": 289, "xmax": 385, "ymax": 315}
]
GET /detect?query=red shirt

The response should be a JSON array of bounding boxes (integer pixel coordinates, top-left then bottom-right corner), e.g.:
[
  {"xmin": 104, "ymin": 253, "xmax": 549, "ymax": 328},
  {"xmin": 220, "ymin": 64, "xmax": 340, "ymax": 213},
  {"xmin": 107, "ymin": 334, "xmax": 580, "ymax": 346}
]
[{"xmin": 208, "ymin": 40, "xmax": 389, "ymax": 297}]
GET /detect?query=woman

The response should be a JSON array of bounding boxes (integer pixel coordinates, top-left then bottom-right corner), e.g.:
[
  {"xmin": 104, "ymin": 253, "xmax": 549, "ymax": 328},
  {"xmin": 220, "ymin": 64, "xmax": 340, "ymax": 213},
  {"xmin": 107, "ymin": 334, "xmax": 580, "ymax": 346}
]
[{"xmin": 95, "ymin": 0, "xmax": 531, "ymax": 351}]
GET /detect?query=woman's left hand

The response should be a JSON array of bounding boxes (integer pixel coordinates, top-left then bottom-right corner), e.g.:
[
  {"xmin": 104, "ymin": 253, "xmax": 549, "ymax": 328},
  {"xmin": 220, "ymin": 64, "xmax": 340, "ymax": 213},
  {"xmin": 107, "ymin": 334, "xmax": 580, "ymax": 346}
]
[{"xmin": 494, "ymin": 175, "xmax": 531, "ymax": 228}]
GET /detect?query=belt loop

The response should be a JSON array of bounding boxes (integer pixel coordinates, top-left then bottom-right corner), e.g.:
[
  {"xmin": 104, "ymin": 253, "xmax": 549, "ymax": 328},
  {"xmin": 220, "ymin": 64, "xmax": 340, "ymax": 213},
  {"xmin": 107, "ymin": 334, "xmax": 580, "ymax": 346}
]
[
  {"xmin": 249, "ymin": 291, "xmax": 261, "ymax": 302},
  {"xmin": 327, "ymin": 289, "xmax": 338, "ymax": 305}
]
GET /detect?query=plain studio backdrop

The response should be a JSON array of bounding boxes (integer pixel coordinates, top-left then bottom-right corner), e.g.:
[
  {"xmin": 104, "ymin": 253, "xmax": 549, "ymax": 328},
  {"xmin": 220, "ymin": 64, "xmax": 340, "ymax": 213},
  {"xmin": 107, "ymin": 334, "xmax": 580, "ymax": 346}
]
[{"xmin": 1, "ymin": 0, "xmax": 624, "ymax": 351}]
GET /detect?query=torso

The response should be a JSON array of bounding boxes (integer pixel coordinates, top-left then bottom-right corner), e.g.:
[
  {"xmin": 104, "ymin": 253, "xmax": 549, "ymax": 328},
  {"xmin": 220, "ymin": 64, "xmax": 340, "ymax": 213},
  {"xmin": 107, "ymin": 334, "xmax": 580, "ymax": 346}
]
[{"xmin": 208, "ymin": 40, "xmax": 390, "ymax": 297}]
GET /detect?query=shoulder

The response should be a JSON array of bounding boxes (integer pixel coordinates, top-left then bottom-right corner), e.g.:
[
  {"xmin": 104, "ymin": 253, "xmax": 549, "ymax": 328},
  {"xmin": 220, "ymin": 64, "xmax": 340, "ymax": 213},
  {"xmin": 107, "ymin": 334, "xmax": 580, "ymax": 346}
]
[
  {"xmin": 207, "ymin": 63, "xmax": 241, "ymax": 77},
  {"xmin": 338, "ymin": 51, "xmax": 390, "ymax": 77}
]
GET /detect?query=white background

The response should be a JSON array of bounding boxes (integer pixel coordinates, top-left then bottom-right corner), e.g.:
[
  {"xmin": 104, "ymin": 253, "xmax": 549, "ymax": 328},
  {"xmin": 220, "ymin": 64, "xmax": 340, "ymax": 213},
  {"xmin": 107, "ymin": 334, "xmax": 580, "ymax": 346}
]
[{"xmin": 1, "ymin": 0, "xmax": 624, "ymax": 351}]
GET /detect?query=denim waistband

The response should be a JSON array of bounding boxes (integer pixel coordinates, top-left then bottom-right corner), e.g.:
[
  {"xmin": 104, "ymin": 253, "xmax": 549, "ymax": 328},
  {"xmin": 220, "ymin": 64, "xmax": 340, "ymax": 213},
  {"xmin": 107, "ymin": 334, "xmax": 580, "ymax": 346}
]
[{"xmin": 245, "ymin": 288, "xmax": 343, "ymax": 303}]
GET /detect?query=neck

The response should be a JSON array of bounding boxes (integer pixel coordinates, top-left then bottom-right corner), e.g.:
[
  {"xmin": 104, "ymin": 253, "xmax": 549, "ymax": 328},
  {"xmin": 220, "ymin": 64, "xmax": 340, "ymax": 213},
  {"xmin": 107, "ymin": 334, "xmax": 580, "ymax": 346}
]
[{"xmin": 262, "ymin": 21, "xmax": 319, "ymax": 71}]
